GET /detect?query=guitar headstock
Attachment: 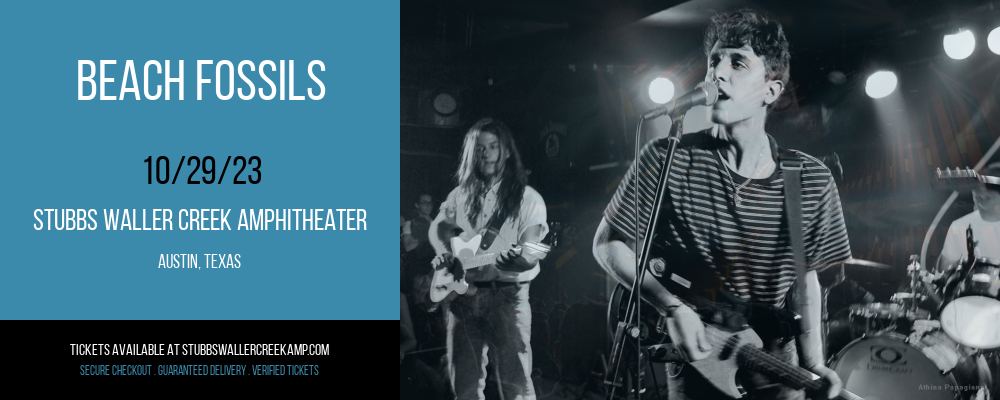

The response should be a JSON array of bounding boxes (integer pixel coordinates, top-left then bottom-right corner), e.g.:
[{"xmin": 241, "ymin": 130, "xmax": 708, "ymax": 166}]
[{"xmin": 932, "ymin": 167, "xmax": 1000, "ymax": 191}]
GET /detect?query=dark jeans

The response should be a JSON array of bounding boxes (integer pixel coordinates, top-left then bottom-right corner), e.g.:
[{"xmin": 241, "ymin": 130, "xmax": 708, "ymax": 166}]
[
  {"xmin": 447, "ymin": 282, "xmax": 534, "ymax": 400},
  {"xmin": 666, "ymin": 337, "xmax": 804, "ymax": 400}
]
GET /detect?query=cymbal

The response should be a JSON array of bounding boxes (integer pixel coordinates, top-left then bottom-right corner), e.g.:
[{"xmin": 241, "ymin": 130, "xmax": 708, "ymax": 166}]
[{"xmin": 842, "ymin": 258, "xmax": 893, "ymax": 270}]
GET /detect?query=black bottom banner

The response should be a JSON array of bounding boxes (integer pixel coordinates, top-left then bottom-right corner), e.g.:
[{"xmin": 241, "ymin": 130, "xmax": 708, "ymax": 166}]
[{"xmin": 8, "ymin": 320, "xmax": 381, "ymax": 388}]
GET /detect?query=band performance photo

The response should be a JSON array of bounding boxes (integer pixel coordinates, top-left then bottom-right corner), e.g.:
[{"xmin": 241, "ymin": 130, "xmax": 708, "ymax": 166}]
[{"xmin": 401, "ymin": 1, "xmax": 1000, "ymax": 399}]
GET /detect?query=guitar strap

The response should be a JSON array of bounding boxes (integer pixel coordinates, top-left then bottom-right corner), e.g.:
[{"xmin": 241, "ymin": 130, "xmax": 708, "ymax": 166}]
[
  {"xmin": 778, "ymin": 149, "xmax": 808, "ymax": 335},
  {"xmin": 478, "ymin": 209, "xmax": 505, "ymax": 252},
  {"xmin": 674, "ymin": 148, "xmax": 809, "ymax": 342}
]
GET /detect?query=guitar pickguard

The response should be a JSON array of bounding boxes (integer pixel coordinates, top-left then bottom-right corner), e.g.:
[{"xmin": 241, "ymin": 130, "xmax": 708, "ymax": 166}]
[
  {"xmin": 450, "ymin": 234, "xmax": 482, "ymax": 260},
  {"xmin": 428, "ymin": 234, "xmax": 548, "ymax": 303},
  {"xmin": 685, "ymin": 325, "xmax": 764, "ymax": 399}
]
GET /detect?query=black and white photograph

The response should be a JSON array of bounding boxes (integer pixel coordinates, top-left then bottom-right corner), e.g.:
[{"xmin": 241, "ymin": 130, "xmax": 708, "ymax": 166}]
[{"xmin": 400, "ymin": 1, "xmax": 1000, "ymax": 399}]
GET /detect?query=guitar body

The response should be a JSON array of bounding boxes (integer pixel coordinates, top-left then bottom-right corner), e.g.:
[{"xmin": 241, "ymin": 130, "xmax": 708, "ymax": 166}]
[
  {"xmin": 429, "ymin": 234, "xmax": 550, "ymax": 303},
  {"xmin": 685, "ymin": 325, "xmax": 764, "ymax": 399},
  {"xmin": 428, "ymin": 235, "xmax": 483, "ymax": 303},
  {"xmin": 609, "ymin": 285, "xmax": 864, "ymax": 400}
]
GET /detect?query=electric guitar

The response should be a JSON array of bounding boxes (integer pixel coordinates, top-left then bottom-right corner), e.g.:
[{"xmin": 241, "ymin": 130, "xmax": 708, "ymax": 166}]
[
  {"xmin": 429, "ymin": 234, "xmax": 549, "ymax": 303},
  {"xmin": 649, "ymin": 324, "xmax": 864, "ymax": 400},
  {"xmin": 609, "ymin": 285, "xmax": 864, "ymax": 400}
]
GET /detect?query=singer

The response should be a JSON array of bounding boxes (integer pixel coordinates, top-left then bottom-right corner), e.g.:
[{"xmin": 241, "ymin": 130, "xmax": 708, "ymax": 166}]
[{"xmin": 592, "ymin": 9, "xmax": 852, "ymax": 400}]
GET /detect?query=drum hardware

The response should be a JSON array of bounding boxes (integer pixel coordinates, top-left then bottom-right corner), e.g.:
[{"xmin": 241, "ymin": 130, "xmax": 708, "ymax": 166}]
[
  {"xmin": 841, "ymin": 256, "xmax": 932, "ymax": 339},
  {"xmin": 839, "ymin": 258, "xmax": 898, "ymax": 304},
  {"xmin": 821, "ymin": 259, "xmax": 893, "ymax": 358},
  {"xmin": 889, "ymin": 292, "xmax": 924, "ymax": 310},
  {"xmin": 938, "ymin": 227, "xmax": 1000, "ymax": 350},
  {"xmin": 895, "ymin": 254, "xmax": 942, "ymax": 314},
  {"xmin": 842, "ymin": 258, "xmax": 893, "ymax": 270},
  {"xmin": 834, "ymin": 258, "xmax": 893, "ymax": 291},
  {"xmin": 907, "ymin": 318, "xmax": 941, "ymax": 345},
  {"xmin": 848, "ymin": 302, "xmax": 930, "ymax": 338}
]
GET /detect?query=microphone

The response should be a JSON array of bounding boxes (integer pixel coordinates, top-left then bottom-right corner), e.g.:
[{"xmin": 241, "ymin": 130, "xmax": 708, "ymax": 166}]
[{"xmin": 641, "ymin": 82, "xmax": 719, "ymax": 120}]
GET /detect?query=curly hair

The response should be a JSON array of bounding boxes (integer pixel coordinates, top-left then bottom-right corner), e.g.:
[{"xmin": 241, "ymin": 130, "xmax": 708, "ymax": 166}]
[
  {"xmin": 455, "ymin": 118, "xmax": 528, "ymax": 225},
  {"xmin": 703, "ymin": 8, "xmax": 790, "ymax": 87}
]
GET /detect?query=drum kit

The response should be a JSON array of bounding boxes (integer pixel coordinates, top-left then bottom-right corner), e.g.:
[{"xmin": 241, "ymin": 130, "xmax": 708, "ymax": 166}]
[{"xmin": 823, "ymin": 229, "xmax": 1000, "ymax": 400}]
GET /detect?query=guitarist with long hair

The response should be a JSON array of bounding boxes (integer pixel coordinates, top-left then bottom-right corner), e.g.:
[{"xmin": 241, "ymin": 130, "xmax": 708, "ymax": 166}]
[
  {"xmin": 429, "ymin": 118, "xmax": 549, "ymax": 400},
  {"xmin": 593, "ymin": 9, "xmax": 852, "ymax": 400}
]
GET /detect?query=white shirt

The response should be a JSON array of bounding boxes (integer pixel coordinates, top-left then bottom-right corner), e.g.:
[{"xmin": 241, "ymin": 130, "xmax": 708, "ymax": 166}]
[
  {"xmin": 439, "ymin": 184, "xmax": 548, "ymax": 282},
  {"xmin": 941, "ymin": 210, "xmax": 1000, "ymax": 265}
]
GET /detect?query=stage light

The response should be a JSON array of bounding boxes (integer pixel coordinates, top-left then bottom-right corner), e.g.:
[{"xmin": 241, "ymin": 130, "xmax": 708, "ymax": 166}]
[
  {"xmin": 989, "ymin": 27, "xmax": 1000, "ymax": 55},
  {"xmin": 865, "ymin": 71, "xmax": 897, "ymax": 99},
  {"xmin": 648, "ymin": 77, "xmax": 674, "ymax": 104},
  {"xmin": 943, "ymin": 29, "xmax": 975, "ymax": 60}
]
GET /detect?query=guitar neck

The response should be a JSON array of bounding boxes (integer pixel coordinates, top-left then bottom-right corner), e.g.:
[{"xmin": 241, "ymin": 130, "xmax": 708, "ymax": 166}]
[
  {"xmin": 736, "ymin": 346, "xmax": 863, "ymax": 400},
  {"xmin": 459, "ymin": 252, "xmax": 500, "ymax": 270},
  {"xmin": 452, "ymin": 240, "xmax": 548, "ymax": 271}
]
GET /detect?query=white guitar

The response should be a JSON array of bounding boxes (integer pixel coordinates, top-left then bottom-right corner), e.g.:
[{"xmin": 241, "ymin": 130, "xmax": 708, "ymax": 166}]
[{"xmin": 429, "ymin": 234, "xmax": 549, "ymax": 303}]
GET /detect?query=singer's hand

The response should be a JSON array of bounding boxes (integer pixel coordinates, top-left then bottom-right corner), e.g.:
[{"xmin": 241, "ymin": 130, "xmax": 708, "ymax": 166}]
[
  {"xmin": 808, "ymin": 365, "xmax": 842, "ymax": 399},
  {"xmin": 664, "ymin": 304, "xmax": 712, "ymax": 361}
]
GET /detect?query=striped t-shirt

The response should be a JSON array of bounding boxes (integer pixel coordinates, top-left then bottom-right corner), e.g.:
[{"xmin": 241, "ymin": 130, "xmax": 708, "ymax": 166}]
[{"xmin": 604, "ymin": 131, "xmax": 852, "ymax": 307}]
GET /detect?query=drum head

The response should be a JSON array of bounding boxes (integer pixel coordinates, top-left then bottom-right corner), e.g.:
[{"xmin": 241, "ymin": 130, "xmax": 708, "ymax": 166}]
[
  {"xmin": 941, "ymin": 295, "xmax": 1000, "ymax": 349},
  {"xmin": 830, "ymin": 335, "xmax": 957, "ymax": 400}
]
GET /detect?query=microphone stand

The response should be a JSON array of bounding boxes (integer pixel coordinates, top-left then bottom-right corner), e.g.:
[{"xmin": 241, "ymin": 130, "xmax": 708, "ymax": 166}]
[{"xmin": 606, "ymin": 111, "xmax": 684, "ymax": 400}]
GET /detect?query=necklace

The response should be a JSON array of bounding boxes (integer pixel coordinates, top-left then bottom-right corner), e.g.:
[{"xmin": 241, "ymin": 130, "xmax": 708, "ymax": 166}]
[{"xmin": 718, "ymin": 149, "xmax": 766, "ymax": 206}]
